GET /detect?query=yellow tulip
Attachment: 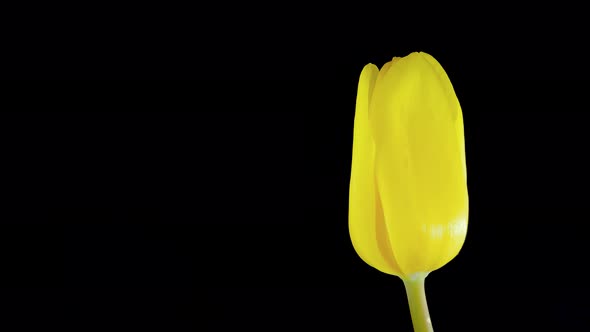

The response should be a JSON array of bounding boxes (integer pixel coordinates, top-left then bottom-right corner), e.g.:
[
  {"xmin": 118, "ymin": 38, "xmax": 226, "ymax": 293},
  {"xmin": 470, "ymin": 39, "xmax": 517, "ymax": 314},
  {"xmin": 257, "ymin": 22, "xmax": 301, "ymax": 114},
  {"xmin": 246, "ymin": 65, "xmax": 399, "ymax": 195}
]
[{"xmin": 349, "ymin": 52, "xmax": 468, "ymax": 332}]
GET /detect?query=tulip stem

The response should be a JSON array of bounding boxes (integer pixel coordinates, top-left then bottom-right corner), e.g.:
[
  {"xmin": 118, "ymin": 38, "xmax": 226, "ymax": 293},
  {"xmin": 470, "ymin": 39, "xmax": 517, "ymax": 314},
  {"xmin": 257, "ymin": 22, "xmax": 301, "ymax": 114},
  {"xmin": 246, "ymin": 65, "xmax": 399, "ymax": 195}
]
[{"xmin": 402, "ymin": 272, "xmax": 433, "ymax": 332}]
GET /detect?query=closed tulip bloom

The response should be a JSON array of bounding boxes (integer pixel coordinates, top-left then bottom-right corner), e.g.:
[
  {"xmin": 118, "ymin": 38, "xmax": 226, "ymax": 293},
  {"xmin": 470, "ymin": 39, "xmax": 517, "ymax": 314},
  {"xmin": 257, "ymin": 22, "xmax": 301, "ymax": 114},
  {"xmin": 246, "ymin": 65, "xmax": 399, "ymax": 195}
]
[{"xmin": 349, "ymin": 52, "xmax": 468, "ymax": 332}]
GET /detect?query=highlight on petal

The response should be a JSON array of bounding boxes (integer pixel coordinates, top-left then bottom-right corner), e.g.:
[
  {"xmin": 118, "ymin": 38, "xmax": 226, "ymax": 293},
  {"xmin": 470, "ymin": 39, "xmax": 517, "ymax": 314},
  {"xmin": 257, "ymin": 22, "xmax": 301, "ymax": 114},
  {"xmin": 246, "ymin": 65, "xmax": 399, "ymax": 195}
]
[{"xmin": 349, "ymin": 63, "xmax": 402, "ymax": 276}]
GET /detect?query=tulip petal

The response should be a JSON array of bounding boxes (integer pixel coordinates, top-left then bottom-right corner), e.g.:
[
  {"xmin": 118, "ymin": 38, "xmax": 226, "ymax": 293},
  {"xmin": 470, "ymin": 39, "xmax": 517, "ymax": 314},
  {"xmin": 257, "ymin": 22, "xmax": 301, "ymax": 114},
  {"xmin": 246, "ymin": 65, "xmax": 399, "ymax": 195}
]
[
  {"xmin": 420, "ymin": 52, "xmax": 467, "ymax": 179},
  {"xmin": 419, "ymin": 52, "xmax": 469, "ymax": 271},
  {"xmin": 349, "ymin": 63, "xmax": 402, "ymax": 276},
  {"xmin": 370, "ymin": 52, "xmax": 468, "ymax": 275}
]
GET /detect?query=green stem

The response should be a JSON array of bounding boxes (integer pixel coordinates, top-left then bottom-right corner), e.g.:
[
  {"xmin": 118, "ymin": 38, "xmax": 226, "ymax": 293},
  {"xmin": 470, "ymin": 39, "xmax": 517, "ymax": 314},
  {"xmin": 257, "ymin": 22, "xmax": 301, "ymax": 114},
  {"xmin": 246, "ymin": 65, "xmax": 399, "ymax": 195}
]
[{"xmin": 402, "ymin": 272, "xmax": 433, "ymax": 332}]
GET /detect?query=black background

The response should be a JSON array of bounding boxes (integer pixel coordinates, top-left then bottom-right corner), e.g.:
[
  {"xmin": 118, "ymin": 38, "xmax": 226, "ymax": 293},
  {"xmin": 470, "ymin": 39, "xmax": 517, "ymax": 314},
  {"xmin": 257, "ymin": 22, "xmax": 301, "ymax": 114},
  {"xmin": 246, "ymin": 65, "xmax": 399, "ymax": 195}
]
[{"xmin": 2, "ymin": 15, "xmax": 590, "ymax": 331}]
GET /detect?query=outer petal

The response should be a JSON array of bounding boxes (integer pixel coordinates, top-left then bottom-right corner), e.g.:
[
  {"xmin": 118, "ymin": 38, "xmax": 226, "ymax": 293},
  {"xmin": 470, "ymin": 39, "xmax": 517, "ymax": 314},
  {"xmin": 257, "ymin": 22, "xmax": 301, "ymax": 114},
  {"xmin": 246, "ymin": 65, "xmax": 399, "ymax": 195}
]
[
  {"xmin": 420, "ymin": 52, "xmax": 467, "ymax": 180},
  {"xmin": 370, "ymin": 52, "xmax": 468, "ymax": 275},
  {"xmin": 349, "ymin": 63, "xmax": 401, "ymax": 276}
]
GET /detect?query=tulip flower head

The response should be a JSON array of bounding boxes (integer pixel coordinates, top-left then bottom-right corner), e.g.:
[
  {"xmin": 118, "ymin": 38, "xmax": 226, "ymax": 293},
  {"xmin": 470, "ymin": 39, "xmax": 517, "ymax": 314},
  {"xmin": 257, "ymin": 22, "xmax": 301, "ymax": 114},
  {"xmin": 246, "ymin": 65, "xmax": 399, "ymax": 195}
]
[{"xmin": 349, "ymin": 52, "xmax": 468, "ymax": 332}]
